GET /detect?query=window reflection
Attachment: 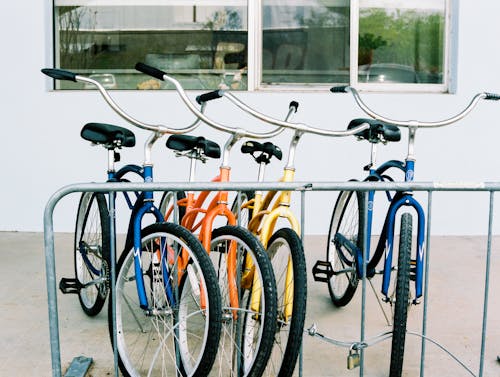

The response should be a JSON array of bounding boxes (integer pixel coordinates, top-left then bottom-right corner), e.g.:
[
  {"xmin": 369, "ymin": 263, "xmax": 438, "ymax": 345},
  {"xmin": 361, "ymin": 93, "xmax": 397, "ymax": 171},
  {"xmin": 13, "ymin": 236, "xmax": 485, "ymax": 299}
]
[
  {"xmin": 53, "ymin": 0, "xmax": 447, "ymax": 90},
  {"xmin": 55, "ymin": 4, "xmax": 248, "ymax": 90},
  {"xmin": 358, "ymin": 0, "xmax": 445, "ymax": 84},
  {"xmin": 262, "ymin": 0, "xmax": 350, "ymax": 85}
]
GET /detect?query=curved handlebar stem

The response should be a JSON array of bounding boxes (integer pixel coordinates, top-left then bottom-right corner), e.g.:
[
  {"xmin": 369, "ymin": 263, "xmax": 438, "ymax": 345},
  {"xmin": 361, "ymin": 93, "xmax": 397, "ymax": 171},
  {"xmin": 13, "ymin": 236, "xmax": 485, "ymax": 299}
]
[
  {"xmin": 42, "ymin": 67, "xmax": 202, "ymax": 135},
  {"xmin": 135, "ymin": 62, "xmax": 286, "ymax": 139},
  {"xmin": 220, "ymin": 91, "xmax": 369, "ymax": 137},
  {"xmin": 333, "ymin": 86, "xmax": 497, "ymax": 129}
]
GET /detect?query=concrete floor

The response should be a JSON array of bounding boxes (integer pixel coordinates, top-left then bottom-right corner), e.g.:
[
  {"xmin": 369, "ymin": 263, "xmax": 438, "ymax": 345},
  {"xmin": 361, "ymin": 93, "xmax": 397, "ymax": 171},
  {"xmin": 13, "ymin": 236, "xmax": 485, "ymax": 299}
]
[{"xmin": 1, "ymin": 232, "xmax": 500, "ymax": 376}]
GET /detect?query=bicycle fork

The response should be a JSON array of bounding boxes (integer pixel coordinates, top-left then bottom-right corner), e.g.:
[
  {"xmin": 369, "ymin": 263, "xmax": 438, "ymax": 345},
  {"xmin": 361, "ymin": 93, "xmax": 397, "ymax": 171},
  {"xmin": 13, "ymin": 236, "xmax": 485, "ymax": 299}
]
[{"xmin": 380, "ymin": 194, "xmax": 426, "ymax": 303}]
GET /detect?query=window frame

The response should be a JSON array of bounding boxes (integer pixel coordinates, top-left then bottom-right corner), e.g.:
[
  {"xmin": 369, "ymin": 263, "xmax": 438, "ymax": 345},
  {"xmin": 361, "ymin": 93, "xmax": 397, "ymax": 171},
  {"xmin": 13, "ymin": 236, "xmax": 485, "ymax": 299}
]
[
  {"xmin": 253, "ymin": 0, "xmax": 455, "ymax": 93},
  {"xmin": 49, "ymin": 0, "xmax": 457, "ymax": 93}
]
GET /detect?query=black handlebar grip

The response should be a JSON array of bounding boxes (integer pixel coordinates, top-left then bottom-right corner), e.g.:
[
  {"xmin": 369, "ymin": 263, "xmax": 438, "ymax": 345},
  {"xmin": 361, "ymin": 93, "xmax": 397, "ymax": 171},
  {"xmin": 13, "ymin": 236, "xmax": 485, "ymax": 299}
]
[
  {"xmin": 196, "ymin": 90, "xmax": 223, "ymax": 105},
  {"xmin": 41, "ymin": 68, "xmax": 77, "ymax": 82},
  {"xmin": 484, "ymin": 92, "xmax": 500, "ymax": 101},
  {"xmin": 289, "ymin": 101, "xmax": 299, "ymax": 112},
  {"xmin": 135, "ymin": 62, "xmax": 166, "ymax": 81},
  {"xmin": 330, "ymin": 86, "xmax": 349, "ymax": 93}
]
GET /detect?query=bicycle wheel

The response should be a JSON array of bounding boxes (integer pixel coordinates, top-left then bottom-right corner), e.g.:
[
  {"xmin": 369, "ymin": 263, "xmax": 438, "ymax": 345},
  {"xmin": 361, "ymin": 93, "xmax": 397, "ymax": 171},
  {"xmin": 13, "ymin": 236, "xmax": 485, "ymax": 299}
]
[
  {"xmin": 389, "ymin": 213, "xmax": 412, "ymax": 377},
  {"xmin": 110, "ymin": 222, "xmax": 222, "ymax": 377},
  {"xmin": 209, "ymin": 225, "xmax": 277, "ymax": 377},
  {"xmin": 159, "ymin": 190, "xmax": 186, "ymax": 223},
  {"xmin": 327, "ymin": 189, "xmax": 364, "ymax": 307},
  {"xmin": 74, "ymin": 192, "xmax": 110, "ymax": 316},
  {"xmin": 230, "ymin": 191, "xmax": 255, "ymax": 228},
  {"xmin": 264, "ymin": 228, "xmax": 307, "ymax": 377}
]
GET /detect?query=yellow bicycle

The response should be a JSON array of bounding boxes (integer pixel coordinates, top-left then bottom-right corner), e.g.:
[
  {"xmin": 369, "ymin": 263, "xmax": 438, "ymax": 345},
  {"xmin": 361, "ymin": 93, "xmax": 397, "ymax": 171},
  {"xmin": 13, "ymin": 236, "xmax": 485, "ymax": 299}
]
[
  {"xmin": 218, "ymin": 96, "xmax": 368, "ymax": 377},
  {"xmin": 232, "ymin": 120, "xmax": 307, "ymax": 377}
]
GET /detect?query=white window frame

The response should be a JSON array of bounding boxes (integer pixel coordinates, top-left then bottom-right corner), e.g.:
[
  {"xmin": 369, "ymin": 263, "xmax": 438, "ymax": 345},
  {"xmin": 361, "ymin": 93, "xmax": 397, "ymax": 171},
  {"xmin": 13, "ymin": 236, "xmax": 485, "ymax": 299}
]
[
  {"xmin": 253, "ymin": 0, "xmax": 456, "ymax": 93},
  {"xmin": 50, "ymin": 0, "xmax": 457, "ymax": 93}
]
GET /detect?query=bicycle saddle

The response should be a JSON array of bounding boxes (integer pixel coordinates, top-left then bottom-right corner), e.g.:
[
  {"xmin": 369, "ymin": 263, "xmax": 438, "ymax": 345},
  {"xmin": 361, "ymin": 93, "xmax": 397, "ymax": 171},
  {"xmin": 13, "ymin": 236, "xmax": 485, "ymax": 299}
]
[
  {"xmin": 166, "ymin": 134, "xmax": 221, "ymax": 159},
  {"xmin": 241, "ymin": 140, "xmax": 282, "ymax": 164},
  {"xmin": 81, "ymin": 123, "xmax": 136, "ymax": 148},
  {"xmin": 348, "ymin": 119, "xmax": 401, "ymax": 143}
]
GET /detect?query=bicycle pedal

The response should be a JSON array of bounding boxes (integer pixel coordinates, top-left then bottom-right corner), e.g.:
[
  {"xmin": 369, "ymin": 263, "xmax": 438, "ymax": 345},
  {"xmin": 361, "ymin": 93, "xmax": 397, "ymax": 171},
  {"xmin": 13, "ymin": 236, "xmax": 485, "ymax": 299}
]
[
  {"xmin": 312, "ymin": 260, "xmax": 333, "ymax": 283},
  {"xmin": 59, "ymin": 278, "xmax": 81, "ymax": 294}
]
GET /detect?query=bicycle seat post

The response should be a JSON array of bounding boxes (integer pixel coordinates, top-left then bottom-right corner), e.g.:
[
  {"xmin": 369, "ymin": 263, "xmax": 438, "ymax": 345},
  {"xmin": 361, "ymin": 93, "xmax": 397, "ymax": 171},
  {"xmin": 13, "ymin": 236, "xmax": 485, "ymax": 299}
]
[
  {"xmin": 257, "ymin": 161, "xmax": 267, "ymax": 183},
  {"xmin": 188, "ymin": 152, "xmax": 197, "ymax": 184},
  {"xmin": 366, "ymin": 143, "xmax": 378, "ymax": 171},
  {"xmin": 107, "ymin": 148, "xmax": 117, "ymax": 178}
]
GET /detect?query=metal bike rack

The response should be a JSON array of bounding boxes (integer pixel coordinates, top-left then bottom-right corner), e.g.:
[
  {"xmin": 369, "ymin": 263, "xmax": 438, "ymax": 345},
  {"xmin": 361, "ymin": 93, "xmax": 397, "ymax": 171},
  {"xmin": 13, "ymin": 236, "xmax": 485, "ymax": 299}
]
[{"xmin": 44, "ymin": 180, "xmax": 499, "ymax": 377}]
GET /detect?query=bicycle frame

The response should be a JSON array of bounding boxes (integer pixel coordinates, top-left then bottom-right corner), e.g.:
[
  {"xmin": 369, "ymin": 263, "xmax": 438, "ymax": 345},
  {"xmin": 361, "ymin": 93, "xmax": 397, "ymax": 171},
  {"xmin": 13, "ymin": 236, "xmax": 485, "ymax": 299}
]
[
  {"xmin": 106, "ymin": 139, "xmax": 173, "ymax": 310},
  {"xmin": 167, "ymin": 139, "xmax": 250, "ymax": 315},
  {"xmin": 182, "ymin": 168, "xmax": 236, "ymax": 250},
  {"xmin": 241, "ymin": 130, "xmax": 303, "ymax": 321},
  {"xmin": 247, "ymin": 168, "xmax": 301, "ymax": 247},
  {"xmin": 41, "ymin": 68, "xmax": 208, "ymax": 314},
  {"xmin": 329, "ymin": 85, "xmax": 500, "ymax": 307},
  {"xmin": 363, "ymin": 158, "xmax": 426, "ymax": 302}
]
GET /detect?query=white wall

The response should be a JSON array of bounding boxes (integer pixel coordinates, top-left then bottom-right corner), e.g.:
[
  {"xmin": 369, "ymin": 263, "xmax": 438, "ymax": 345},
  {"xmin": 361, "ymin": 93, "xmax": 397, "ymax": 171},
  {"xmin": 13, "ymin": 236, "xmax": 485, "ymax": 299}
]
[{"xmin": 2, "ymin": 1, "xmax": 500, "ymax": 236}]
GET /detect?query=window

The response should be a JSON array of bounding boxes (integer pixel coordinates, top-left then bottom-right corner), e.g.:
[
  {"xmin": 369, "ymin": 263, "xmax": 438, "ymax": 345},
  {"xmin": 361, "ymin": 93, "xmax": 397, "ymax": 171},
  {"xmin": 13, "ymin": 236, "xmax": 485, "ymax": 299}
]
[{"xmin": 52, "ymin": 0, "xmax": 453, "ymax": 91}]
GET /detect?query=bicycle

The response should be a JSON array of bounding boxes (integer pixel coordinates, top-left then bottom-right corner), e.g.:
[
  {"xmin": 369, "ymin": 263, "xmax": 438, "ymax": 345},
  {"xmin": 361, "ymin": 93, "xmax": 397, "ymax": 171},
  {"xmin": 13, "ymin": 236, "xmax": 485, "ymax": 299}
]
[
  {"xmin": 311, "ymin": 85, "xmax": 500, "ymax": 377},
  {"xmin": 42, "ymin": 68, "xmax": 223, "ymax": 377},
  {"xmin": 64, "ymin": 122, "xmax": 136, "ymax": 316},
  {"xmin": 135, "ymin": 61, "xmax": 285, "ymax": 377},
  {"xmin": 160, "ymin": 83, "xmax": 370, "ymax": 377},
  {"xmin": 233, "ymin": 133, "xmax": 307, "ymax": 377}
]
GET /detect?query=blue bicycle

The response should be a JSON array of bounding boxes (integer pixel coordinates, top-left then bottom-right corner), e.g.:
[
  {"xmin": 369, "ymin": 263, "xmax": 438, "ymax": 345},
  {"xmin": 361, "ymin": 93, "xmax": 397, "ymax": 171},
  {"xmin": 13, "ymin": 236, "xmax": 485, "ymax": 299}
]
[
  {"xmin": 59, "ymin": 122, "xmax": 139, "ymax": 316},
  {"xmin": 312, "ymin": 86, "xmax": 499, "ymax": 377},
  {"xmin": 42, "ymin": 68, "xmax": 222, "ymax": 377}
]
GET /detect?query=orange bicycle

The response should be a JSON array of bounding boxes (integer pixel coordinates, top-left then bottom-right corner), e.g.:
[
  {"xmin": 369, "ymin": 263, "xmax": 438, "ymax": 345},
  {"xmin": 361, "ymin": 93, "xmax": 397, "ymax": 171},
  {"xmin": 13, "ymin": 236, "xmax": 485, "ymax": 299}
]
[{"xmin": 136, "ymin": 62, "xmax": 282, "ymax": 377}]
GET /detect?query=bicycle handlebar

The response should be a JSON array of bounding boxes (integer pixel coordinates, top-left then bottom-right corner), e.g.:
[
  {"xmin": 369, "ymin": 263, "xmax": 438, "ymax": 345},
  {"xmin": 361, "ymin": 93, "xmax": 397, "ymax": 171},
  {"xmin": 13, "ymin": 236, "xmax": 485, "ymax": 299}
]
[
  {"xmin": 135, "ymin": 62, "xmax": 368, "ymax": 138},
  {"xmin": 41, "ymin": 67, "xmax": 202, "ymax": 135},
  {"xmin": 484, "ymin": 92, "xmax": 500, "ymax": 101},
  {"xmin": 196, "ymin": 90, "xmax": 223, "ymax": 105},
  {"xmin": 331, "ymin": 86, "xmax": 500, "ymax": 128},
  {"xmin": 41, "ymin": 68, "xmax": 77, "ymax": 82},
  {"xmin": 216, "ymin": 90, "xmax": 368, "ymax": 137},
  {"xmin": 135, "ymin": 62, "xmax": 287, "ymax": 140}
]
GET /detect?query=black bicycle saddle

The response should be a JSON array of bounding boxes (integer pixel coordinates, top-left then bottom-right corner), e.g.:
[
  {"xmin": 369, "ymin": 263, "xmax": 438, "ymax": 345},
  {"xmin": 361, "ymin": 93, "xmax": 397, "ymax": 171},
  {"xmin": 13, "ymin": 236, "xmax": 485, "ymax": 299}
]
[
  {"xmin": 241, "ymin": 140, "xmax": 282, "ymax": 164},
  {"xmin": 348, "ymin": 118, "xmax": 401, "ymax": 143},
  {"xmin": 81, "ymin": 122, "xmax": 136, "ymax": 148},
  {"xmin": 166, "ymin": 134, "xmax": 221, "ymax": 159}
]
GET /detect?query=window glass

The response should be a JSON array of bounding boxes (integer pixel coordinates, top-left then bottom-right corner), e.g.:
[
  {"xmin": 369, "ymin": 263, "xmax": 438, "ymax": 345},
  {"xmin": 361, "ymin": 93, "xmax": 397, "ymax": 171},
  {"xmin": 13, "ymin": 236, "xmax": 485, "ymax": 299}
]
[
  {"xmin": 52, "ymin": 0, "xmax": 449, "ymax": 91},
  {"xmin": 261, "ymin": 0, "xmax": 350, "ymax": 86},
  {"xmin": 54, "ymin": 1, "xmax": 248, "ymax": 90},
  {"xmin": 358, "ymin": 0, "xmax": 446, "ymax": 84}
]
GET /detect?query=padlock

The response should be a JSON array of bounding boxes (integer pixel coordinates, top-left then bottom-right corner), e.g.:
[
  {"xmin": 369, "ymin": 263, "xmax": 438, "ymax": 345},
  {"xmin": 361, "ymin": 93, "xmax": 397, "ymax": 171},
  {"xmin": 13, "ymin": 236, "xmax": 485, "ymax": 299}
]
[{"xmin": 347, "ymin": 346, "xmax": 360, "ymax": 370}]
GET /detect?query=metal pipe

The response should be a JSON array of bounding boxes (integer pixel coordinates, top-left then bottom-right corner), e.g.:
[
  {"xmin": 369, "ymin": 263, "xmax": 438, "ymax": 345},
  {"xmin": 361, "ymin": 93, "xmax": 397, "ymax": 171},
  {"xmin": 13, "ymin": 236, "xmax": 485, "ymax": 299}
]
[
  {"xmin": 479, "ymin": 191, "xmax": 495, "ymax": 376},
  {"xmin": 420, "ymin": 191, "xmax": 433, "ymax": 377}
]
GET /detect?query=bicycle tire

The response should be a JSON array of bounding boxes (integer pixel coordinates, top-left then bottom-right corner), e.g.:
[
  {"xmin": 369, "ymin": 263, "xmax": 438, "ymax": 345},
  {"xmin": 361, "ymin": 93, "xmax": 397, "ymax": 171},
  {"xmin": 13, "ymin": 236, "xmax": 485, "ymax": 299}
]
[
  {"xmin": 389, "ymin": 213, "xmax": 412, "ymax": 377},
  {"xmin": 209, "ymin": 225, "xmax": 277, "ymax": 377},
  {"xmin": 110, "ymin": 222, "xmax": 222, "ymax": 377},
  {"xmin": 264, "ymin": 228, "xmax": 307, "ymax": 377},
  {"xmin": 74, "ymin": 192, "xmax": 110, "ymax": 316},
  {"xmin": 230, "ymin": 191, "xmax": 255, "ymax": 228},
  {"xmin": 159, "ymin": 190, "xmax": 186, "ymax": 223},
  {"xmin": 327, "ymin": 189, "xmax": 364, "ymax": 307}
]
